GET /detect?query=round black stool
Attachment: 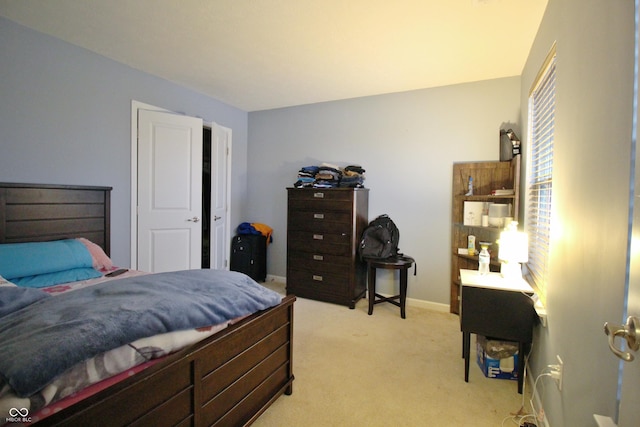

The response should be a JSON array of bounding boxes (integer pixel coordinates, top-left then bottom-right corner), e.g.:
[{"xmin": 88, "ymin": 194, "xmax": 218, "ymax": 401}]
[{"xmin": 364, "ymin": 255, "xmax": 415, "ymax": 319}]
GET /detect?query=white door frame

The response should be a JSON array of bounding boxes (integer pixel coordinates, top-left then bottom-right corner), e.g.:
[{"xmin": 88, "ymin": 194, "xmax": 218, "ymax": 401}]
[{"xmin": 130, "ymin": 100, "xmax": 232, "ymax": 269}]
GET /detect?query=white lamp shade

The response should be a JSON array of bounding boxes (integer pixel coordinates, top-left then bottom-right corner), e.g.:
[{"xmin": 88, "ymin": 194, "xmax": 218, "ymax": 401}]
[{"xmin": 499, "ymin": 229, "xmax": 529, "ymax": 263}]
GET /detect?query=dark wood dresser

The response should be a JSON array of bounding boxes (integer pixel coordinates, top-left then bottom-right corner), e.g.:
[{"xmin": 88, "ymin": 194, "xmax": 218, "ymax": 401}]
[{"xmin": 286, "ymin": 187, "xmax": 369, "ymax": 308}]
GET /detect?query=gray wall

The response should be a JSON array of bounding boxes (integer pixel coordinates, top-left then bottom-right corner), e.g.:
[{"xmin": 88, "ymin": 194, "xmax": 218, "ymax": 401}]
[
  {"xmin": 0, "ymin": 17, "xmax": 249, "ymax": 268},
  {"xmin": 520, "ymin": 0, "xmax": 635, "ymax": 426},
  {"xmin": 248, "ymin": 77, "xmax": 522, "ymax": 305}
]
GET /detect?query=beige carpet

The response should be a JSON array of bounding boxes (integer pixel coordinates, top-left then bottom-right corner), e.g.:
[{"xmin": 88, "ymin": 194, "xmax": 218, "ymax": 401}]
[{"xmin": 254, "ymin": 282, "xmax": 533, "ymax": 427}]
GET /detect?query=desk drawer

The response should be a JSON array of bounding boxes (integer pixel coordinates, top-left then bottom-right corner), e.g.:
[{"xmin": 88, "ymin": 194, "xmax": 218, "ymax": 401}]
[{"xmin": 460, "ymin": 286, "xmax": 535, "ymax": 343}]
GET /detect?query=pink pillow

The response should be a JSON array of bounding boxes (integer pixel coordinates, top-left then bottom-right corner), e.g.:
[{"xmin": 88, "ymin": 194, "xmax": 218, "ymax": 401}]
[{"xmin": 76, "ymin": 238, "xmax": 114, "ymax": 271}]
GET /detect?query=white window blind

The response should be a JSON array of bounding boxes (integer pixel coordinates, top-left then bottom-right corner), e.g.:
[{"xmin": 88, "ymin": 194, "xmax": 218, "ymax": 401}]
[{"xmin": 527, "ymin": 48, "xmax": 556, "ymax": 299}]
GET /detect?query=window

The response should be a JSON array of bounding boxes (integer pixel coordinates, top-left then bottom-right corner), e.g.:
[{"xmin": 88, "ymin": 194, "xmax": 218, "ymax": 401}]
[{"xmin": 526, "ymin": 45, "xmax": 556, "ymax": 300}]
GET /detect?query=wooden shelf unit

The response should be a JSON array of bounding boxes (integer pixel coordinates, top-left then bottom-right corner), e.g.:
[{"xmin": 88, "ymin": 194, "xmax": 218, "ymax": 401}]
[{"xmin": 450, "ymin": 157, "xmax": 520, "ymax": 314}]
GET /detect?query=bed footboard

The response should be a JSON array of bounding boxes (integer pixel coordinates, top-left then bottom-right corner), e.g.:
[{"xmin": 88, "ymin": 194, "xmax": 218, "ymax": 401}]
[{"xmin": 38, "ymin": 295, "xmax": 295, "ymax": 427}]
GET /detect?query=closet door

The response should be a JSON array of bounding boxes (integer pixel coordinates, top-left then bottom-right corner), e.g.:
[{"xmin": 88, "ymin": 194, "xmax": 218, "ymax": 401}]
[
  {"xmin": 137, "ymin": 109, "xmax": 203, "ymax": 272},
  {"xmin": 209, "ymin": 123, "xmax": 231, "ymax": 270}
]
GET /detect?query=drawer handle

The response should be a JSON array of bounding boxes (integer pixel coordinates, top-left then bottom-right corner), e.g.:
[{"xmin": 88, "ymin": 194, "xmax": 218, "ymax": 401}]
[
  {"xmin": 313, "ymin": 275, "xmax": 323, "ymax": 281},
  {"xmin": 313, "ymin": 234, "xmax": 324, "ymax": 240},
  {"xmin": 313, "ymin": 192, "xmax": 325, "ymax": 198},
  {"xmin": 314, "ymin": 213, "xmax": 325, "ymax": 219},
  {"xmin": 313, "ymin": 254, "xmax": 324, "ymax": 261}
]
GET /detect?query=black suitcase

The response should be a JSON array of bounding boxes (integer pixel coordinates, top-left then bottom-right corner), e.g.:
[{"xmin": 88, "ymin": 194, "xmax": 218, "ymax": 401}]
[{"xmin": 230, "ymin": 234, "xmax": 267, "ymax": 281}]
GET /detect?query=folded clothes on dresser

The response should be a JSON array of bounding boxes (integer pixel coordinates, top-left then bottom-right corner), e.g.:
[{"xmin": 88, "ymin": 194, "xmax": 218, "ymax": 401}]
[{"xmin": 292, "ymin": 163, "xmax": 366, "ymax": 188}]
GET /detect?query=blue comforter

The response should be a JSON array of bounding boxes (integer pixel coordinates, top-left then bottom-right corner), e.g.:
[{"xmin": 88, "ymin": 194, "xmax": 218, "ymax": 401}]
[{"xmin": 0, "ymin": 269, "xmax": 282, "ymax": 397}]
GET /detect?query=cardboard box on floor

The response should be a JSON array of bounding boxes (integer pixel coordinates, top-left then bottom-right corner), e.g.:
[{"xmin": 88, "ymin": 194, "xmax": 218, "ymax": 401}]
[{"xmin": 476, "ymin": 335, "xmax": 518, "ymax": 381}]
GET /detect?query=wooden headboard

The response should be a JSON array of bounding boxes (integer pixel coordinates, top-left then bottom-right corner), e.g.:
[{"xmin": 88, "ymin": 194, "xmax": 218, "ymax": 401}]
[{"xmin": 0, "ymin": 183, "xmax": 112, "ymax": 255}]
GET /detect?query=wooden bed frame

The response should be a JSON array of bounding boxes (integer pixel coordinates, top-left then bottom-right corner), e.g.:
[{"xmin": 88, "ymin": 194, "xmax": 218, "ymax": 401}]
[{"xmin": 0, "ymin": 182, "xmax": 295, "ymax": 426}]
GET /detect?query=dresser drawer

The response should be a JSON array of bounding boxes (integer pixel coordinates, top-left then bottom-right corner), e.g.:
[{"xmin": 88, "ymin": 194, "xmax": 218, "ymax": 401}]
[
  {"xmin": 288, "ymin": 189, "xmax": 355, "ymax": 213},
  {"xmin": 288, "ymin": 232, "xmax": 351, "ymax": 256},
  {"xmin": 288, "ymin": 189, "xmax": 354, "ymax": 203},
  {"xmin": 288, "ymin": 251, "xmax": 351, "ymax": 270},
  {"xmin": 287, "ymin": 268, "xmax": 349, "ymax": 298},
  {"xmin": 288, "ymin": 198, "xmax": 353, "ymax": 213},
  {"xmin": 288, "ymin": 210, "xmax": 352, "ymax": 232}
]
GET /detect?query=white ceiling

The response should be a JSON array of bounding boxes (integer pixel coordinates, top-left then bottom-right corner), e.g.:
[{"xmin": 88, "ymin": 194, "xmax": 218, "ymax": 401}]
[{"xmin": 0, "ymin": 0, "xmax": 548, "ymax": 112}]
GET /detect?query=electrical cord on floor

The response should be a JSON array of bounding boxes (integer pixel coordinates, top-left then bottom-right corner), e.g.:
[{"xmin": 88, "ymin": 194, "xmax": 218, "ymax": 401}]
[
  {"xmin": 501, "ymin": 413, "xmax": 539, "ymax": 426},
  {"xmin": 528, "ymin": 369, "xmax": 554, "ymax": 426},
  {"xmin": 512, "ymin": 366, "xmax": 554, "ymax": 427},
  {"xmin": 501, "ymin": 343, "xmax": 540, "ymax": 426}
]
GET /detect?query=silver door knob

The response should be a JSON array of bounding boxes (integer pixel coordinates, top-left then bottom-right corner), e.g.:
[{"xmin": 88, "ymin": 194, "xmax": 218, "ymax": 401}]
[
  {"xmin": 187, "ymin": 217, "xmax": 200, "ymax": 223},
  {"xmin": 604, "ymin": 316, "xmax": 640, "ymax": 362}
]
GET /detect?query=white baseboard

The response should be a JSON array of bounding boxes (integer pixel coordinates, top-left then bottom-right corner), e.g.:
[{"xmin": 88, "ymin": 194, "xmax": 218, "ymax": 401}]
[
  {"xmin": 593, "ymin": 414, "xmax": 617, "ymax": 427},
  {"xmin": 265, "ymin": 274, "xmax": 286, "ymax": 283},
  {"xmin": 406, "ymin": 296, "xmax": 450, "ymax": 312},
  {"xmin": 268, "ymin": 274, "xmax": 450, "ymax": 312}
]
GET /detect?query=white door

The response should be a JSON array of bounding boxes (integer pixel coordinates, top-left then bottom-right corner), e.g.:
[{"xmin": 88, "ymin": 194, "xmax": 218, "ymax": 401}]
[
  {"xmin": 137, "ymin": 109, "xmax": 203, "ymax": 272},
  {"xmin": 605, "ymin": 121, "xmax": 640, "ymax": 426},
  {"xmin": 209, "ymin": 123, "xmax": 232, "ymax": 270},
  {"xmin": 616, "ymin": 4, "xmax": 640, "ymax": 422},
  {"xmin": 603, "ymin": 3, "xmax": 640, "ymax": 425},
  {"xmin": 617, "ymin": 175, "xmax": 640, "ymax": 425}
]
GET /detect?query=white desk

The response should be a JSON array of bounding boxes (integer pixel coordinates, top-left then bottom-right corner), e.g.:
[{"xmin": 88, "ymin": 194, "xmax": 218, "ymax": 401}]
[
  {"xmin": 459, "ymin": 269, "xmax": 534, "ymax": 293},
  {"xmin": 459, "ymin": 269, "xmax": 537, "ymax": 394}
]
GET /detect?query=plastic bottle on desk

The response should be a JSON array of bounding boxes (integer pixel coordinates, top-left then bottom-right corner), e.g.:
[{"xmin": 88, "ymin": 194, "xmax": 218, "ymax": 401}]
[{"xmin": 478, "ymin": 242, "xmax": 490, "ymax": 275}]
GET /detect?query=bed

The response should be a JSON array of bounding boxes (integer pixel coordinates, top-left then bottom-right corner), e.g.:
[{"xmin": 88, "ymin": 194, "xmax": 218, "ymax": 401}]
[{"xmin": 0, "ymin": 182, "xmax": 295, "ymax": 426}]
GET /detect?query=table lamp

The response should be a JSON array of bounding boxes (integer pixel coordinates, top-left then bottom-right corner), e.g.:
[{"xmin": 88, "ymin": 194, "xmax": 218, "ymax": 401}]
[{"xmin": 498, "ymin": 222, "xmax": 528, "ymax": 280}]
